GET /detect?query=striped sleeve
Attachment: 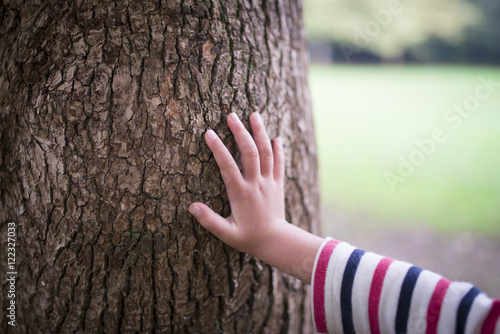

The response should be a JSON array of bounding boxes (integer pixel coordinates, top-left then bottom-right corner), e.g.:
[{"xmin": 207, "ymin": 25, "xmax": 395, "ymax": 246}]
[{"xmin": 311, "ymin": 238, "xmax": 500, "ymax": 334}]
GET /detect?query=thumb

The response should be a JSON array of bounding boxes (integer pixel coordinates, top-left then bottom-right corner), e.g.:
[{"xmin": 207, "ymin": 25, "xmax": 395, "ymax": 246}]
[{"xmin": 189, "ymin": 203, "xmax": 233, "ymax": 242}]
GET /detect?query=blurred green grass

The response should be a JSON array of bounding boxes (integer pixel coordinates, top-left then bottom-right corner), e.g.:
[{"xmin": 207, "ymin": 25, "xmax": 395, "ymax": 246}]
[{"xmin": 309, "ymin": 65, "xmax": 500, "ymax": 236}]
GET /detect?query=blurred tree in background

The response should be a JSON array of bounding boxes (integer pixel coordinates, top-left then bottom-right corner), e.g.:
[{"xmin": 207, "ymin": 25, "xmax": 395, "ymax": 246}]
[
  {"xmin": 304, "ymin": 0, "xmax": 500, "ymax": 64},
  {"xmin": 407, "ymin": 0, "xmax": 500, "ymax": 64}
]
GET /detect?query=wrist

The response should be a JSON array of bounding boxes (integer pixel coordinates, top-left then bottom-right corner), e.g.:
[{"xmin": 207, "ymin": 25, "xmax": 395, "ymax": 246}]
[
  {"xmin": 249, "ymin": 218, "xmax": 289, "ymax": 259},
  {"xmin": 252, "ymin": 221, "xmax": 324, "ymax": 284}
]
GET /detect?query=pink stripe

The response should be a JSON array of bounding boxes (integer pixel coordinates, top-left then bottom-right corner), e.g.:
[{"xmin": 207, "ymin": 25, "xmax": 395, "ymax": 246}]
[
  {"xmin": 368, "ymin": 257, "xmax": 394, "ymax": 334},
  {"xmin": 313, "ymin": 239, "xmax": 340, "ymax": 333},
  {"xmin": 481, "ymin": 299, "xmax": 500, "ymax": 334},
  {"xmin": 426, "ymin": 278, "xmax": 451, "ymax": 334}
]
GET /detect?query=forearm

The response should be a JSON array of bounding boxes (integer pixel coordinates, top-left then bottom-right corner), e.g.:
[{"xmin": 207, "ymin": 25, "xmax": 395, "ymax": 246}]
[
  {"xmin": 311, "ymin": 238, "xmax": 500, "ymax": 334},
  {"xmin": 253, "ymin": 221, "xmax": 324, "ymax": 285}
]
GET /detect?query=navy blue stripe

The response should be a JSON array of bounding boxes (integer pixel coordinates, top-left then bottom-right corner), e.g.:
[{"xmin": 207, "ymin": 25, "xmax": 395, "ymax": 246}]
[
  {"xmin": 395, "ymin": 266, "xmax": 423, "ymax": 333},
  {"xmin": 340, "ymin": 249, "xmax": 365, "ymax": 334},
  {"xmin": 456, "ymin": 286, "xmax": 481, "ymax": 334}
]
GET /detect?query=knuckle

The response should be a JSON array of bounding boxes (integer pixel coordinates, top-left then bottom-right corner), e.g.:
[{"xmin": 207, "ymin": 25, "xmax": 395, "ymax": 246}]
[
  {"xmin": 243, "ymin": 147, "xmax": 259, "ymax": 160},
  {"xmin": 261, "ymin": 148, "xmax": 273, "ymax": 160},
  {"xmin": 222, "ymin": 161, "xmax": 239, "ymax": 175},
  {"xmin": 205, "ymin": 216, "xmax": 216, "ymax": 234},
  {"xmin": 240, "ymin": 182, "xmax": 254, "ymax": 195}
]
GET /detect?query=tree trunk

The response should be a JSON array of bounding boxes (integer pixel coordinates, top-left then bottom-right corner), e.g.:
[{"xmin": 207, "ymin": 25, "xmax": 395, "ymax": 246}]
[{"xmin": 0, "ymin": 0, "xmax": 320, "ymax": 332}]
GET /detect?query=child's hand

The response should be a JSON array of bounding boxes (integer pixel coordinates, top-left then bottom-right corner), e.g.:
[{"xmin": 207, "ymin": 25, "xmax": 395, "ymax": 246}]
[
  {"xmin": 190, "ymin": 112, "xmax": 323, "ymax": 284},
  {"xmin": 189, "ymin": 112, "xmax": 287, "ymax": 259}
]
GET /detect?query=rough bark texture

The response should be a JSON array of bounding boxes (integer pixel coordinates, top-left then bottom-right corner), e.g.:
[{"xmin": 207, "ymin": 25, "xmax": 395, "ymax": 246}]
[{"xmin": 0, "ymin": 0, "xmax": 320, "ymax": 332}]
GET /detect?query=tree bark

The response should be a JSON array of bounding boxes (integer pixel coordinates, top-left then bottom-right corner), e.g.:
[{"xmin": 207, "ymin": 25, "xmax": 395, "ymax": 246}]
[{"xmin": 0, "ymin": 0, "xmax": 320, "ymax": 332}]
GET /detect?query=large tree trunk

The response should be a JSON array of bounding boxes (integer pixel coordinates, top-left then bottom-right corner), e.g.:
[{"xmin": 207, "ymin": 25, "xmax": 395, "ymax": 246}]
[{"xmin": 0, "ymin": 0, "xmax": 320, "ymax": 332}]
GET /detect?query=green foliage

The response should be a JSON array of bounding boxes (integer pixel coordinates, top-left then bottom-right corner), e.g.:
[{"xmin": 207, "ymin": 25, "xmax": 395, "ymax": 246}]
[
  {"xmin": 405, "ymin": 0, "xmax": 500, "ymax": 64},
  {"xmin": 304, "ymin": 0, "xmax": 482, "ymax": 59}
]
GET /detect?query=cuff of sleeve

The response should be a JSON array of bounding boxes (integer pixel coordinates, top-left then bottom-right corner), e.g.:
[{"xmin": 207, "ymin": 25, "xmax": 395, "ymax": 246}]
[{"xmin": 311, "ymin": 237, "xmax": 341, "ymax": 333}]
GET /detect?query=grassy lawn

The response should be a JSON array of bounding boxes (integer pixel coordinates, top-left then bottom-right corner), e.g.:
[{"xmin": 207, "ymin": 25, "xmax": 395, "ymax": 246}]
[{"xmin": 309, "ymin": 65, "xmax": 500, "ymax": 236}]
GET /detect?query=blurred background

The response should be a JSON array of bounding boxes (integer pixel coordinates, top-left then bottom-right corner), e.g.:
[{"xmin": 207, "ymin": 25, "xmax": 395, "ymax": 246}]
[{"xmin": 304, "ymin": 0, "xmax": 500, "ymax": 295}]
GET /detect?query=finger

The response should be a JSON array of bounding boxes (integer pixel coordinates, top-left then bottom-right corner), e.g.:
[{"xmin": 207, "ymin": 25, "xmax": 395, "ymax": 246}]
[
  {"xmin": 189, "ymin": 203, "xmax": 235, "ymax": 243},
  {"xmin": 227, "ymin": 113, "xmax": 260, "ymax": 179},
  {"xmin": 273, "ymin": 137, "xmax": 285, "ymax": 182},
  {"xmin": 250, "ymin": 113, "xmax": 273, "ymax": 176},
  {"xmin": 205, "ymin": 129, "xmax": 244, "ymax": 189}
]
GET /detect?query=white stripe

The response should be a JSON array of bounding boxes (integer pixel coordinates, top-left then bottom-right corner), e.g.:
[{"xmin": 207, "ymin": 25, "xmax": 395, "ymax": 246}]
[
  {"xmin": 352, "ymin": 251, "xmax": 385, "ymax": 334},
  {"xmin": 310, "ymin": 237, "xmax": 332, "ymax": 333},
  {"xmin": 437, "ymin": 282, "xmax": 474, "ymax": 334},
  {"xmin": 407, "ymin": 269, "xmax": 442, "ymax": 334},
  {"xmin": 378, "ymin": 259, "xmax": 413, "ymax": 334},
  {"xmin": 465, "ymin": 293, "xmax": 493, "ymax": 334},
  {"xmin": 325, "ymin": 242, "xmax": 356, "ymax": 334}
]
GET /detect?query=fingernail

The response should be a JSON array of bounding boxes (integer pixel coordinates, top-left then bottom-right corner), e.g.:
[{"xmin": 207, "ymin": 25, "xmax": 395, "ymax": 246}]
[
  {"xmin": 275, "ymin": 137, "xmax": 281, "ymax": 146},
  {"xmin": 189, "ymin": 204, "xmax": 201, "ymax": 216},
  {"xmin": 206, "ymin": 129, "xmax": 216, "ymax": 140},
  {"xmin": 252, "ymin": 112, "xmax": 262, "ymax": 123},
  {"xmin": 228, "ymin": 113, "xmax": 239, "ymax": 122}
]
